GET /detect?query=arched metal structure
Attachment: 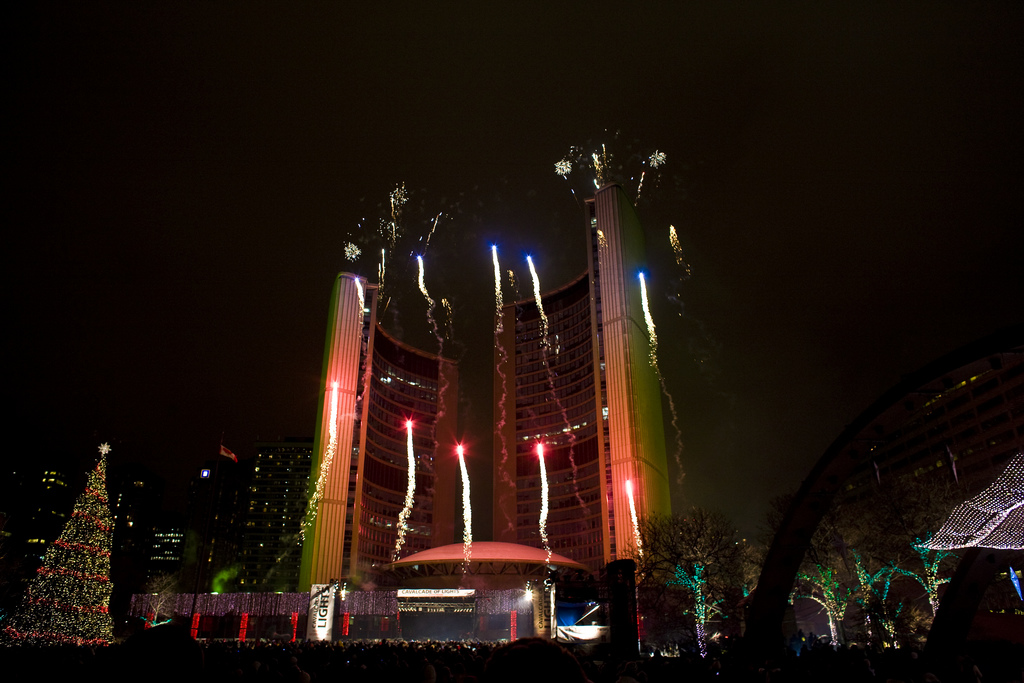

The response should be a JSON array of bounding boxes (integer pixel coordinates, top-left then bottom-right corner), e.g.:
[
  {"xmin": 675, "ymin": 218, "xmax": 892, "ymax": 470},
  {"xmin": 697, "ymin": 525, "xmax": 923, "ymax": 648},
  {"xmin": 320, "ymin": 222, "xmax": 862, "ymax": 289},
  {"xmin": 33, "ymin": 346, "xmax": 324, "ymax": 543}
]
[{"xmin": 746, "ymin": 325, "xmax": 1024, "ymax": 654}]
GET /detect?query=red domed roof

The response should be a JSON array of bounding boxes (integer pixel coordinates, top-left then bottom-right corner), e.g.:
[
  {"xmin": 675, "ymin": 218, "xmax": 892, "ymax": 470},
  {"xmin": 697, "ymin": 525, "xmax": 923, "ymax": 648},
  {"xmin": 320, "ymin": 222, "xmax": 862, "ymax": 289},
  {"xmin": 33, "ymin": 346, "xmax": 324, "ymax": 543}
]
[{"xmin": 389, "ymin": 541, "xmax": 587, "ymax": 571}]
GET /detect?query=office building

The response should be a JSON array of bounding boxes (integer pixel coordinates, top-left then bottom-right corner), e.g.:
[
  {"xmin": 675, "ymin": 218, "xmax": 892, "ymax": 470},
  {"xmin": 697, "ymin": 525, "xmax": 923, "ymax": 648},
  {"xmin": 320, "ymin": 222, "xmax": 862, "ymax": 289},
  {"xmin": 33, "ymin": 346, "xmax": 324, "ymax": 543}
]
[
  {"xmin": 299, "ymin": 278, "xmax": 458, "ymax": 589},
  {"xmin": 494, "ymin": 184, "xmax": 672, "ymax": 571}
]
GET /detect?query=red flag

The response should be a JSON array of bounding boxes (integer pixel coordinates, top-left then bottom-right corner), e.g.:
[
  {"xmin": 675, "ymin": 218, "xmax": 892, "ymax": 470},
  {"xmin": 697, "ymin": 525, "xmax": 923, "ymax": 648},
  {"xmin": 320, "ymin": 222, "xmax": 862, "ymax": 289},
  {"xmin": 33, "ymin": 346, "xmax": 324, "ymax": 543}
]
[{"xmin": 219, "ymin": 444, "xmax": 238, "ymax": 462}]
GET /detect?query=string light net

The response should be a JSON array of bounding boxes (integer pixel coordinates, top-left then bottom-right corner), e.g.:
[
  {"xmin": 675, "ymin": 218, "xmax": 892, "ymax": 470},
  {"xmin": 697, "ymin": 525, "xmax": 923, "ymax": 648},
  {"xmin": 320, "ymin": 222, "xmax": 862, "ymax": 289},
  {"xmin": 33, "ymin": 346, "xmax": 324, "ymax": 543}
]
[
  {"xmin": 4, "ymin": 445, "xmax": 115, "ymax": 645},
  {"xmin": 922, "ymin": 452, "xmax": 1024, "ymax": 550}
]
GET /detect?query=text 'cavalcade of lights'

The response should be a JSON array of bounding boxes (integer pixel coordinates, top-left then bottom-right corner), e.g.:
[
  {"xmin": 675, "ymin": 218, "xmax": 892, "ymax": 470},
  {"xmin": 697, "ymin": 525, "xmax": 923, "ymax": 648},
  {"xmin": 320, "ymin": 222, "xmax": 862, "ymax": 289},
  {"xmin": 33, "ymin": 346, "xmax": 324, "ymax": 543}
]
[
  {"xmin": 393, "ymin": 420, "xmax": 417, "ymax": 561},
  {"xmin": 626, "ymin": 479, "xmax": 643, "ymax": 559},
  {"xmin": 304, "ymin": 381, "xmax": 339, "ymax": 541},
  {"xmin": 457, "ymin": 444, "xmax": 473, "ymax": 566},
  {"xmin": 537, "ymin": 443, "xmax": 551, "ymax": 565}
]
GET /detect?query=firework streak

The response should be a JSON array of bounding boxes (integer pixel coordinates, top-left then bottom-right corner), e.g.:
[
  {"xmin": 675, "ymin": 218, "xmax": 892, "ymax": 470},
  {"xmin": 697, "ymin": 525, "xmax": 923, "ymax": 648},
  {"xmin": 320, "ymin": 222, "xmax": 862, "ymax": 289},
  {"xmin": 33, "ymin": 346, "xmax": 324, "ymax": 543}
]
[
  {"xmin": 625, "ymin": 479, "xmax": 643, "ymax": 559},
  {"xmin": 492, "ymin": 247, "xmax": 514, "ymax": 533},
  {"xmin": 526, "ymin": 256, "xmax": 586, "ymax": 512},
  {"xmin": 457, "ymin": 445, "xmax": 473, "ymax": 566},
  {"xmin": 303, "ymin": 382, "xmax": 339, "ymax": 541},
  {"xmin": 538, "ymin": 444, "xmax": 551, "ymax": 565},
  {"xmin": 393, "ymin": 421, "xmax": 417, "ymax": 561},
  {"xmin": 639, "ymin": 273, "xmax": 685, "ymax": 482}
]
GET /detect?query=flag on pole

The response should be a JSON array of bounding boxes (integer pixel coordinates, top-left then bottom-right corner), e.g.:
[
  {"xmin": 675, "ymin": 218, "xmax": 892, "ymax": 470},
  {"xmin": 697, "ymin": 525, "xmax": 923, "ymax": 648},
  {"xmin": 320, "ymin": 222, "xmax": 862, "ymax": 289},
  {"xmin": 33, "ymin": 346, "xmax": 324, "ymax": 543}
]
[{"xmin": 219, "ymin": 444, "xmax": 238, "ymax": 462}]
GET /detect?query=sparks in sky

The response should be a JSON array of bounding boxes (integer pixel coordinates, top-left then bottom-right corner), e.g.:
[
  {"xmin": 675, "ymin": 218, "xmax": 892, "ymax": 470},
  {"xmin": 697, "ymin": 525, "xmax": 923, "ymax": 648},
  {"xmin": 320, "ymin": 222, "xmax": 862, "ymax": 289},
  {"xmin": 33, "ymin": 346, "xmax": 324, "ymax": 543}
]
[
  {"xmin": 417, "ymin": 255, "xmax": 449, "ymax": 430},
  {"xmin": 555, "ymin": 159, "xmax": 572, "ymax": 177},
  {"xmin": 354, "ymin": 277, "xmax": 365, "ymax": 320},
  {"xmin": 527, "ymin": 254, "xmax": 585, "ymax": 510},
  {"xmin": 648, "ymin": 150, "xmax": 666, "ymax": 168},
  {"xmin": 506, "ymin": 269, "xmax": 520, "ymax": 303},
  {"xmin": 387, "ymin": 183, "xmax": 407, "ymax": 249},
  {"xmin": 626, "ymin": 479, "xmax": 643, "ymax": 559},
  {"xmin": 591, "ymin": 145, "xmax": 610, "ymax": 187},
  {"xmin": 304, "ymin": 381, "xmax": 340, "ymax": 541},
  {"xmin": 457, "ymin": 444, "xmax": 473, "ymax": 565},
  {"xmin": 425, "ymin": 212, "xmax": 442, "ymax": 250},
  {"xmin": 492, "ymin": 247, "xmax": 514, "ymax": 532},
  {"xmin": 668, "ymin": 225, "xmax": 691, "ymax": 278},
  {"xmin": 344, "ymin": 242, "xmax": 361, "ymax": 261},
  {"xmin": 538, "ymin": 443, "xmax": 551, "ymax": 565},
  {"xmin": 394, "ymin": 420, "xmax": 417, "ymax": 561},
  {"xmin": 526, "ymin": 256, "xmax": 549, "ymax": 346},
  {"xmin": 635, "ymin": 171, "xmax": 646, "ymax": 202},
  {"xmin": 640, "ymin": 272, "xmax": 686, "ymax": 483},
  {"xmin": 441, "ymin": 298, "xmax": 454, "ymax": 340},
  {"xmin": 669, "ymin": 225, "xmax": 683, "ymax": 264},
  {"xmin": 639, "ymin": 273, "xmax": 658, "ymax": 369}
]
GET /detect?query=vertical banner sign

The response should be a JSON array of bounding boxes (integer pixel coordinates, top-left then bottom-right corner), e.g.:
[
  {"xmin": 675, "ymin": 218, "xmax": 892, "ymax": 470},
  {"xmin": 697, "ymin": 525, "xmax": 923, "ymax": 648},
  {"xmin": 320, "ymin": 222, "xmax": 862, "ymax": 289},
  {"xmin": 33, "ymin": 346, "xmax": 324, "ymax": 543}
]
[
  {"xmin": 290, "ymin": 612, "xmax": 299, "ymax": 642},
  {"xmin": 510, "ymin": 610, "xmax": 517, "ymax": 641},
  {"xmin": 238, "ymin": 613, "xmax": 249, "ymax": 642},
  {"xmin": 342, "ymin": 613, "xmax": 350, "ymax": 637},
  {"xmin": 190, "ymin": 612, "xmax": 201, "ymax": 639},
  {"xmin": 305, "ymin": 583, "xmax": 337, "ymax": 641}
]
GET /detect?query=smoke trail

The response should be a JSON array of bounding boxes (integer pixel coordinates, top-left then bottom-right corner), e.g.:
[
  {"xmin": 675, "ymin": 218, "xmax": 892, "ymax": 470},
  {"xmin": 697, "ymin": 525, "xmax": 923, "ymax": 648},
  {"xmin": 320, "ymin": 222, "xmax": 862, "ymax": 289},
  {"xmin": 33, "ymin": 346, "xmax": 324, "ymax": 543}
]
[
  {"xmin": 526, "ymin": 256, "xmax": 586, "ymax": 512},
  {"xmin": 625, "ymin": 479, "xmax": 643, "ymax": 560},
  {"xmin": 457, "ymin": 444, "xmax": 473, "ymax": 567},
  {"xmin": 492, "ymin": 247, "xmax": 514, "ymax": 534},
  {"xmin": 393, "ymin": 420, "xmax": 417, "ymax": 561},
  {"xmin": 639, "ymin": 273, "xmax": 685, "ymax": 483},
  {"xmin": 538, "ymin": 443, "xmax": 551, "ymax": 565},
  {"xmin": 303, "ymin": 381, "xmax": 339, "ymax": 541}
]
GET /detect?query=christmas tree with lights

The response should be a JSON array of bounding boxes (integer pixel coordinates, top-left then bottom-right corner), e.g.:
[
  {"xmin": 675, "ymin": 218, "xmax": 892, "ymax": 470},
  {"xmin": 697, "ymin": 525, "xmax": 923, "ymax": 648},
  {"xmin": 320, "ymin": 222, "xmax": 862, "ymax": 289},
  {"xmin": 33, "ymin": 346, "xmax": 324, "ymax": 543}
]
[{"xmin": 3, "ymin": 443, "xmax": 115, "ymax": 645}]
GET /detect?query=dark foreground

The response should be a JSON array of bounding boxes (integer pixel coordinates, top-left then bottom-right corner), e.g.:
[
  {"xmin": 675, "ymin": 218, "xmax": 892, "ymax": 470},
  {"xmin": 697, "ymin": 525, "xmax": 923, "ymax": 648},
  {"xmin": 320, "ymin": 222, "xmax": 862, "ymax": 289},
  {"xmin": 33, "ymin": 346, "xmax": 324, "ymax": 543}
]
[{"xmin": 2, "ymin": 629, "xmax": 1022, "ymax": 683}]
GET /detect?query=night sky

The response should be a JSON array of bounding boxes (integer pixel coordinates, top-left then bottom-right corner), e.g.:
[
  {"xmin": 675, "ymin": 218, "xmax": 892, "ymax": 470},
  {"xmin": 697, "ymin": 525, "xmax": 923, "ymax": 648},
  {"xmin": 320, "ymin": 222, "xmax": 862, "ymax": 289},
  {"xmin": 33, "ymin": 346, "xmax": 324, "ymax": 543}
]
[{"xmin": 9, "ymin": 4, "xmax": 1023, "ymax": 538}]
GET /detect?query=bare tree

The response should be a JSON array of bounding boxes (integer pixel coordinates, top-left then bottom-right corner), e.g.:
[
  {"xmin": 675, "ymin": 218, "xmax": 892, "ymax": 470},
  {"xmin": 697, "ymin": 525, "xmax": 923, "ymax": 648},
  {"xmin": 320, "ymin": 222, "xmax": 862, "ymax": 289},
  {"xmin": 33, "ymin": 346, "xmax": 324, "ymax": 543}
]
[{"xmin": 637, "ymin": 508, "xmax": 742, "ymax": 655}]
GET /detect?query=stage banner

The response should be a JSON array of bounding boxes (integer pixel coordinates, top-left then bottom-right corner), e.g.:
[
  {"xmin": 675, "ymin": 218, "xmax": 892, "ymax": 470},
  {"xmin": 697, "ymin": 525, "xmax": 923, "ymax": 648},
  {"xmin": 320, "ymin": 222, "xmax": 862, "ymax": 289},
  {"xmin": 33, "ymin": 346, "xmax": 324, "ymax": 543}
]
[{"xmin": 306, "ymin": 583, "xmax": 337, "ymax": 641}]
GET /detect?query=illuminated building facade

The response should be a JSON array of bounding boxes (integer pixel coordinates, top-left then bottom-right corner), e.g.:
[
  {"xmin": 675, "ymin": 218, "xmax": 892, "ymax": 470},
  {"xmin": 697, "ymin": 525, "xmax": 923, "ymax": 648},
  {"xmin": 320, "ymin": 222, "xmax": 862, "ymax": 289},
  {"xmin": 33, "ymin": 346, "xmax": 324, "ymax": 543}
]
[
  {"xmin": 494, "ymin": 184, "xmax": 672, "ymax": 571},
  {"xmin": 299, "ymin": 275, "xmax": 457, "ymax": 589},
  {"xmin": 239, "ymin": 438, "xmax": 312, "ymax": 591}
]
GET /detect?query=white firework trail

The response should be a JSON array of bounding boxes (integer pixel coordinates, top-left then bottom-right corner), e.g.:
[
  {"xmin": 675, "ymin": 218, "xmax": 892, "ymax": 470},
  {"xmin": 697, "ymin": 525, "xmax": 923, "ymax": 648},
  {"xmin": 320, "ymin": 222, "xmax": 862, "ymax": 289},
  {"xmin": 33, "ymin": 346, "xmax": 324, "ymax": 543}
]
[
  {"xmin": 507, "ymin": 269, "xmax": 521, "ymax": 303},
  {"xmin": 303, "ymin": 381, "xmax": 340, "ymax": 541},
  {"xmin": 525, "ymin": 256, "xmax": 549, "ymax": 345},
  {"xmin": 457, "ymin": 444, "xmax": 473, "ymax": 566},
  {"xmin": 538, "ymin": 443, "xmax": 551, "ymax": 565},
  {"xmin": 393, "ymin": 420, "xmax": 417, "ymax": 561},
  {"xmin": 492, "ymin": 247, "xmax": 514, "ymax": 533},
  {"xmin": 417, "ymin": 255, "xmax": 449, "ymax": 430},
  {"xmin": 635, "ymin": 171, "xmax": 646, "ymax": 202},
  {"xmin": 639, "ymin": 273, "xmax": 685, "ymax": 483},
  {"xmin": 354, "ymin": 277, "xmax": 365, "ymax": 319},
  {"xmin": 527, "ymin": 255, "xmax": 586, "ymax": 512},
  {"xmin": 425, "ymin": 212, "xmax": 442, "ymax": 250},
  {"xmin": 626, "ymin": 479, "xmax": 643, "ymax": 560}
]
